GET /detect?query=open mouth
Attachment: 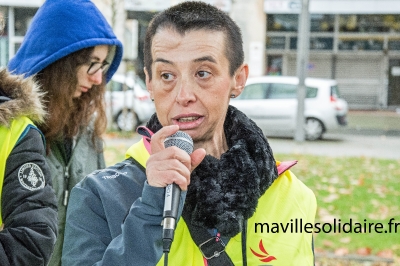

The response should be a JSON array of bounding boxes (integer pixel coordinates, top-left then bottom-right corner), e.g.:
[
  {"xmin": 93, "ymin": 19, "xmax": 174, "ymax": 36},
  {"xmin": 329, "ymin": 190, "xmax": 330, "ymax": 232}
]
[{"xmin": 177, "ymin": 116, "xmax": 200, "ymax": 122}]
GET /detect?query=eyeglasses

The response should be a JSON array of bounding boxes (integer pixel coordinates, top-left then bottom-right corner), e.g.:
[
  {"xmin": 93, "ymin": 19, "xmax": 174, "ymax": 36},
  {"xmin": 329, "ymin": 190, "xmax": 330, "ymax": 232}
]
[{"xmin": 87, "ymin": 61, "xmax": 110, "ymax": 75}]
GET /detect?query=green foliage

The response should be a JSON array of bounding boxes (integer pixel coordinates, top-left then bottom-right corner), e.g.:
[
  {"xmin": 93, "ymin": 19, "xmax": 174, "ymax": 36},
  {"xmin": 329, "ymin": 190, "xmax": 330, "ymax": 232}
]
[{"xmin": 276, "ymin": 153, "xmax": 400, "ymax": 256}]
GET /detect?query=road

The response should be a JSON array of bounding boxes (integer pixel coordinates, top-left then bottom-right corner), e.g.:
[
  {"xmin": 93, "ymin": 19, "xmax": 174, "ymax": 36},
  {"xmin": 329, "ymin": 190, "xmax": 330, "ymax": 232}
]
[
  {"xmin": 104, "ymin": 133, "xmax": 400, "ymax": 160},
  {"xmin": 267, "ymin": 133, "xmax": 400, "ymax": 160}
]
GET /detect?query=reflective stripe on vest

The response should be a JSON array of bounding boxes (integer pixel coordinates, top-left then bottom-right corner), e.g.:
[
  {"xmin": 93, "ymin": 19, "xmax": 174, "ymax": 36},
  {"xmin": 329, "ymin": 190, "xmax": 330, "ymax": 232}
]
[
  {"xmin": 0, "ymin": 116, "xmax": 35, "ymax": 225},
  {"xmin": 127, "ymin": 136, "xmax": 316, "ymax": 266}
]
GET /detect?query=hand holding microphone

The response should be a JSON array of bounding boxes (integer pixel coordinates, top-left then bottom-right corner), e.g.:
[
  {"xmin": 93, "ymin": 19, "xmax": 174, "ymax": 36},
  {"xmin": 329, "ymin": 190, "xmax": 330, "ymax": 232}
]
[
  {"xmin": 146, "ymin": 125, "xmax": 205, "ymax": 190},
  {"xmin": 145, "ymin": 125, "xmax": 206, "ymax": 253},
  {"xmin": 162, "ymin": 130, "xmax": 193, "ymax": 253}
]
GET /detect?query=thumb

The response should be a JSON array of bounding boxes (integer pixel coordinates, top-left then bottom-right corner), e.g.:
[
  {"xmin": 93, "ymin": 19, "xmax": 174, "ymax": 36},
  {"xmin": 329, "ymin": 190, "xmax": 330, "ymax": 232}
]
[{"xmin": 190, "ymin": 148, "xmax": 206, "ymax": 172}]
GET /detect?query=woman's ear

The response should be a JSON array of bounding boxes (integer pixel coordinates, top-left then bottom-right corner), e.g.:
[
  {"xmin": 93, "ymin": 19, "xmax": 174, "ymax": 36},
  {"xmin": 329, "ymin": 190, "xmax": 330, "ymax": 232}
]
[
  {"xmin": 144, "ymin": 67, "xmax": 153, "ymax": 98},
  {"xmin": 232, "ymin": 63, "xmax": 249, "ymax": 97}
]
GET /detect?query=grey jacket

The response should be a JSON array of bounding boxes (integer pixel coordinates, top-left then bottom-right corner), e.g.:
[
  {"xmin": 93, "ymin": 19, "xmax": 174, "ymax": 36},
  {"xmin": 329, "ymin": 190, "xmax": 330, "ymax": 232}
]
[{"xmin": 47, "ymin": 129, "xmax": 105, "ymax": 266}]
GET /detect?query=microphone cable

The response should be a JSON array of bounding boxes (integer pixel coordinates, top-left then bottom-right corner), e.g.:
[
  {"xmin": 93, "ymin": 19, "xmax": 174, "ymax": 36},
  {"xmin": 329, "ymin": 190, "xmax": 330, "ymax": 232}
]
[{"xmin": 164, "ymin": 251, "xmax": 169, "ymax": 266}]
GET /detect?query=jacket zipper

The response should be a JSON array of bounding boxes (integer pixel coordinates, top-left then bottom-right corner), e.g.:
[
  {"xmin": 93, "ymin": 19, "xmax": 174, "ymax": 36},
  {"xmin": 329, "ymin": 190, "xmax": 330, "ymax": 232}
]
[
  {"xmin": 62, "ymin": 135, "xmax": 77, "ymax": 207},
  {"xmin": 63, "ymin": 165, "xmax": 69, "ymax": 206}
]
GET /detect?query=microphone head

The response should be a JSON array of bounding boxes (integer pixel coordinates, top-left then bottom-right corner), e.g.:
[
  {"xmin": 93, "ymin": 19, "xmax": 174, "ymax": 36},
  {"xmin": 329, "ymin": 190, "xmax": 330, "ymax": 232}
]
[{"xmin": 164, "ymin": 131, "xmax": 193, "ymax": 155}]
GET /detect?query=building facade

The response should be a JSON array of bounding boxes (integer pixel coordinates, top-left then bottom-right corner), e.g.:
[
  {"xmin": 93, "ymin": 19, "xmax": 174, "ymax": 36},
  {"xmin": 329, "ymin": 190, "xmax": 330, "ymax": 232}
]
[
  {"xmin": 1, "ymin": 0, "xmax": 400, "ymax": 109},
  {"xmin": 262, "ymin": 0, "xmax": 400, "ymax": 109},
  {"xmin": 0, "ymin": 1, "xmax": 43, "ymax": 67}
]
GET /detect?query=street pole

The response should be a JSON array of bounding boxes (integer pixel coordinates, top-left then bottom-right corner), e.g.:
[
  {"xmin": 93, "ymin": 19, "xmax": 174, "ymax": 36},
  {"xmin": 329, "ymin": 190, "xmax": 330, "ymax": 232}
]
[{"xmin": 294, "ymin": 0, "xmax": 310, "ymax": 142}]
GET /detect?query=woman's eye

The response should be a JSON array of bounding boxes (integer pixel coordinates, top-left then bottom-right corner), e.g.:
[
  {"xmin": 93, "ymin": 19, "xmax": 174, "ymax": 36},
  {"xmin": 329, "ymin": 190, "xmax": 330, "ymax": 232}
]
[
  {"xmin": 161, "ymin": 73, "xmax": 173, "ymax": 80},
  {"xmin": 197, "ymin": 71, "xmax": 211, "ymax": 78}
]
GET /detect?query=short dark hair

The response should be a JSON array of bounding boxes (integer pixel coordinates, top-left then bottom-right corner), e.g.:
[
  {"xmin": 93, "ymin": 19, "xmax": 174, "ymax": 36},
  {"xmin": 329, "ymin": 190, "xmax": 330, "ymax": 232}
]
[{"xmin": 144, "ymin": 1, "xmax": 244, "ymax": 80}]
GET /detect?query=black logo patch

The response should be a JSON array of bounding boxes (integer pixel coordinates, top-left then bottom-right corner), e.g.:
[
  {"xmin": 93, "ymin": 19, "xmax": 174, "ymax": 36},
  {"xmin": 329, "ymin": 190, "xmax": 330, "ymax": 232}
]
[{"xmin": 18, "ymin": 163, "xmax": 45, "ymax": 191}]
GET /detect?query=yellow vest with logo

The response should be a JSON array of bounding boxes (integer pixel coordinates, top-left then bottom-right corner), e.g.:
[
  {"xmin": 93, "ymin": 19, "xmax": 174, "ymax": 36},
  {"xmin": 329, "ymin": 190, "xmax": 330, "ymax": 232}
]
[
  {"xmin": 126, "ymin": 138, "xmax": 317, "ymax": 266},
  {"xmin": 0, "ymin": 116, "xmax": 36, "ymax": 225}
]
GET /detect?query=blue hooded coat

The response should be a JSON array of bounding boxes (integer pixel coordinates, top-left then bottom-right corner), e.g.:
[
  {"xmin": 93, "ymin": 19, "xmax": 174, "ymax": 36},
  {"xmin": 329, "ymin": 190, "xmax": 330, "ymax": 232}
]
[
  {"xmin": 8, "ymin": 1, "xmax": 123, "ymax": 265},
  {"xmin": 8, "ymin": 0, "xmax": 123, "ymax": 82}
]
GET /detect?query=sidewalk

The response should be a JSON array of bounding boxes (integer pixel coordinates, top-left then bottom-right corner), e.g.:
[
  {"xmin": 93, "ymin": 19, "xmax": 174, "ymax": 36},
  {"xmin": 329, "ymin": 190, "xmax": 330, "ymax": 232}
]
[{"xmin": 341, "ymin": 110, "xmax": 400, "ymax": 136}]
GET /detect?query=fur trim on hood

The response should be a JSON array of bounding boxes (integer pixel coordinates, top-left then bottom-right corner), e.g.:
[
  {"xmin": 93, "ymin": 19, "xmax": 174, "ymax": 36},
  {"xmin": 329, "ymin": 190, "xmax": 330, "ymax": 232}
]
[{"xmin": 0, "ymin": 68, "xmax": 46, "ymax": 127}]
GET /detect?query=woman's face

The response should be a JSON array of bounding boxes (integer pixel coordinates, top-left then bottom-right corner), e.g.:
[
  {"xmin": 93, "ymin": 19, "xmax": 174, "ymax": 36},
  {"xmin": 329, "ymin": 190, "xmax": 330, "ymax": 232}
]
[
  {"xmin": 146, "ymin": 28, "xmax": 247, "ymax": 152},
  {"xmin": 73, "ymin": 45, "xmax": 109, "ymax": 98}
]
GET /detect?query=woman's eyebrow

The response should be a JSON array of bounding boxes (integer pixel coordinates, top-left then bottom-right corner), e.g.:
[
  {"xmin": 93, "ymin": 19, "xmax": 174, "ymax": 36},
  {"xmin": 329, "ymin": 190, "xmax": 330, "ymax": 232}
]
[
  {"xmin": 154, "ymin": 58, "xmax": 173, "ymax": 65},
  {"xmin": 194, "ymin": 56, "xmax": 217, "ymax": 64},
  {"xmin": 89, "ymin": 55, "xmax": 105, "ymax": 62},
  {"xmin": 154, "ymin": 56, "xmax": 217, "ymax": 65}
]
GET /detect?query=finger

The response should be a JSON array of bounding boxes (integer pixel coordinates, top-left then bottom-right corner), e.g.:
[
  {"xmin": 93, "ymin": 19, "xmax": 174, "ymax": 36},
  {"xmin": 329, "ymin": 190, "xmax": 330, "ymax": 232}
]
[
  {"xmin": 150, "ymin": 145, "xmax": 192, "ymax": 170},
  {"xmin": 147, "ymin": 158, "xmax": 191, "ymax": 189},
  {"xmin": 150, "ymin": 125, "xmax": 179, "ymax": 154},
  {"xmin": 147, "ymin": 153, "xmax": 191, "ymax": 177},
  {"xmin": 190, "ymin": 148, "xmax": 206, "ymax": 172}
]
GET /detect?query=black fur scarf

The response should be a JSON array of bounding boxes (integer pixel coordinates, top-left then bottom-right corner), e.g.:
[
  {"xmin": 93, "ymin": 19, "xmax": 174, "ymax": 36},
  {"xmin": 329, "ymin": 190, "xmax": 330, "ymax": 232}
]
[{"xmin": 146, "ymin": 105, "xmax": 278, "ymax": 237}]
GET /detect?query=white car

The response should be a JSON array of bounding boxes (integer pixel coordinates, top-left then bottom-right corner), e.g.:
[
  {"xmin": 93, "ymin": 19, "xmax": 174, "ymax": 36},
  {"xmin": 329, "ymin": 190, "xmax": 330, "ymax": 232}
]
[
  {"xmin": 230, "ymin": 76, "xmax": 348, "ymax": 140},
  {"xmin": 105, "ymin": 73, "xmax": 155, "ymax": 131}
]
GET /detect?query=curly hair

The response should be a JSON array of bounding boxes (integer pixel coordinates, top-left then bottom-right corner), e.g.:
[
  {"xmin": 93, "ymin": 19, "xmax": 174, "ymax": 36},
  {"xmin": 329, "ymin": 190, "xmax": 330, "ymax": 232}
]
[{"xmin": 35, "ymin": 47, "xmax": 107, "ymax": 151}]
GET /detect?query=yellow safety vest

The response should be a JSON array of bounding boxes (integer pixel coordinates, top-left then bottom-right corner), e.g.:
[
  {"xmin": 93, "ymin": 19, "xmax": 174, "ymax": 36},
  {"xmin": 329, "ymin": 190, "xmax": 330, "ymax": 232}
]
[
  {"xmin": 126, "ymin": 137, "xmax": 317, "ymax": 266},
  {"xmin": 0, "ymin": 116, "xmax": 36, "ymax": 225}
]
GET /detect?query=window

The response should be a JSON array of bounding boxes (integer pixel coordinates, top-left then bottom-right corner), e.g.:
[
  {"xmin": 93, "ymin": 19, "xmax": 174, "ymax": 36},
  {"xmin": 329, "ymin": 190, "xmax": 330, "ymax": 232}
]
[
  {"xmin": 267, "ymin": 14, "xmax": 334, "ymax": 33},
  {"xmin": 338, "ymin": 37, "xmax": 384, "ymax": 51},
  {"xmin": 339, "ymin": 15, "xmax": 400, "ymax": 33},
  {"xmin": 238, "ymin": 83, "xmax": 268, "ymax": 100},
  {"xmin": 266, "ymin": 83, "xmax": 318, "ymax": 99},
  {"xmin": 109, "ymin": 80, "xmax": 132, "ymax": 92},
  {"xmin": 14, "ymin": 8, "xmax": 37, "ymax": 36},
  {"xmin": 268, "ymin": 83, "xmax": 297, "ymax": 99},
  {"xmin": 135, "ymin": 76, "xmax": 146, "ymax": 90},
  {"xmin": 331, "ymin": 85, "xmax": 341, "ymax": 98},
  {"xmin": 266, "ymin": 36, "xmax": 285, "ymax": 49},
  {"xmin": 306, "ymin": 87, "xmax": 318, "ymax": 98},
  {"xmin": 290, "ymin": 37, "xmax": 334, "ymax": 50},
  {"xmin": 0, "ymin": 7, "xmax": 7, "ymax": 36},
  {"xmin": 310, "ymin": 14, "xmax": 334, "ymax": 32},
  {"xmin": 0, "ymin": 7, "xmax": 8, "ymax": 67},
  {"xmin": 266, "ymin": 55, "xmax": 282, "ymax": 76},
  {"xmin": 0, "ymin": 37, "xmax": 8, "ymax": 67},
  {"xmin": 389, "ymin": 39, "xmax": 400, "ymax": 51},
  {"xmin": 267, "ymin": 14, "xmax": 298, "ymax": 32}
]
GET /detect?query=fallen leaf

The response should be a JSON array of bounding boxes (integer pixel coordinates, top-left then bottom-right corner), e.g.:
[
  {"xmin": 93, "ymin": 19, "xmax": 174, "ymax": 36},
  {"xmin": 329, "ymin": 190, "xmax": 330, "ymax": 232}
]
[
  {"xmin": 322, "ymin": 240, "xmax": 334, "ymax": 248},
  {"xmin": 340, "ymin": 237, "xmax": 351, "ymax": 244},
  {"xmin": 358, "ymin": 174, "xmax": 365, "ymax": 186},
  {"xmin": 334, "ymin": 247, "xmax": 349, "ymax": 256},
  {"xmin": 376, "ymin": 249, "xmax": 393, "ymax": 258},
  {"xmin": 356, "ymin": 247, "xmax": 372, "ymax": 255}
]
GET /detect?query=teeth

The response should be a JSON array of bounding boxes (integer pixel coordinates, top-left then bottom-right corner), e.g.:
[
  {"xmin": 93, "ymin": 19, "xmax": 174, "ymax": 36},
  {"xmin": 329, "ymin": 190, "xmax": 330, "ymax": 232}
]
[{"xmin": 178, "ymin": 117, "xmax": 198, "ymax": 122}]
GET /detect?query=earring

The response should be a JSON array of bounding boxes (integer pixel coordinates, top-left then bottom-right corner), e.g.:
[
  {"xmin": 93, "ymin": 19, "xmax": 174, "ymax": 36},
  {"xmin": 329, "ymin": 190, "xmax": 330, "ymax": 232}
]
[
  {"xmin": 151, "ymin": 98, "xmax": 154, "ymax": 102},
  {"xmin": 230, "ymin": 94, "xmax": 235, "ymax": 98}
]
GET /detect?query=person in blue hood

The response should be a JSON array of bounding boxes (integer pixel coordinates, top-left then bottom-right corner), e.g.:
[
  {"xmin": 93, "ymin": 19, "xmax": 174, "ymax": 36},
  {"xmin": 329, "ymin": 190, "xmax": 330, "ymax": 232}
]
[{"xmin": 7, "ymin": 0, "xmax": 123, "ymax": 265}]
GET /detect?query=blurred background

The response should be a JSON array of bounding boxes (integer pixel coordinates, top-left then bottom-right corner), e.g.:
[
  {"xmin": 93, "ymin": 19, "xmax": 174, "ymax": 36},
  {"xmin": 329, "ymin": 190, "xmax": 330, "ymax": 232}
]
[
  {"xmin": 1, "ymin": 0, "xmax": 400, "ymax": 265},
  {"xmin": 2, "ymin": 0, "xmax": 400, "ymax": 113}
]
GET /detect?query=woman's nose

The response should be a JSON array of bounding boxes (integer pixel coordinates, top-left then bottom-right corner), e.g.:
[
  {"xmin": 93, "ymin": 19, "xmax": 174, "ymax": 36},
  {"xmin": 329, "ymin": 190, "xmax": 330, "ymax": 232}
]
[
  {"xmin": 89, "ymin": 70, "xmax": 103, "ymax": 85},
  {"xmin": 176, "ymin": 81, "xmax": 196, "ymax": 106}
]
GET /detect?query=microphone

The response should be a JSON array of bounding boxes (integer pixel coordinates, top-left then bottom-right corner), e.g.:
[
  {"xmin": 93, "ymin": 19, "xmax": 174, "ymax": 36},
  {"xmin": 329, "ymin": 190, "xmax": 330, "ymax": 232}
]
[{"xmin": 162, "ymin": 131, "xmax": 193, "ymax": 253}]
